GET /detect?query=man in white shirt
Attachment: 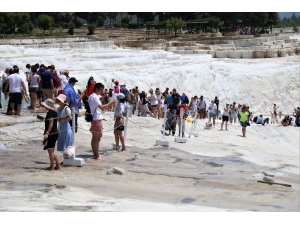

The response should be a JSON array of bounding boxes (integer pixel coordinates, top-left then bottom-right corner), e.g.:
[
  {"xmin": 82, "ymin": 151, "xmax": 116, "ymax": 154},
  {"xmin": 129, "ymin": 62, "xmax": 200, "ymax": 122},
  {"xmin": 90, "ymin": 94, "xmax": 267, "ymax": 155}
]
[
  {"xmin": 88, "ymin": 83, "xmax": 115, "ymax": 160},
  {"xmin": 4, "ymin": 67, "xmax": 28, "ymax": 116},
  {"xmin": 208, "ymin": 99, "xmax": 217, "ymax": 126}
]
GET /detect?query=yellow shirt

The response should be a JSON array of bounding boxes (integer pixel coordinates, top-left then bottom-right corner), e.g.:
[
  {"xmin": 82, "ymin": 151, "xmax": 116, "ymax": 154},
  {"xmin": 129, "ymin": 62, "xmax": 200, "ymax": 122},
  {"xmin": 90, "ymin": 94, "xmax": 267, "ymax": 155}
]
[{"xmin": 239, "ymin": 111, "xmax": 248, "ymax": 122}]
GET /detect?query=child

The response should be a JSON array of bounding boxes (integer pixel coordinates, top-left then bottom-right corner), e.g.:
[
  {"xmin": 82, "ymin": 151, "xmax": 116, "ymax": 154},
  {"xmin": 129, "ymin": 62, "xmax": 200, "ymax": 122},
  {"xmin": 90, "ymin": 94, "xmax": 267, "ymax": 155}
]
[{"xmin": 114, "ymin": 93, "xmax": 130, "ymax": 151}]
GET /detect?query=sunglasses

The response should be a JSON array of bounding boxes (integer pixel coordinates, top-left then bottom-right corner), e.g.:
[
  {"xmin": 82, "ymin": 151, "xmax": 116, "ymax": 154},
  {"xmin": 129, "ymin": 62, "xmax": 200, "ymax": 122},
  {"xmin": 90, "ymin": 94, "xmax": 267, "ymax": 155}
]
[{"xmin": 89, "ymin": 77, "xmax": 94, "ymax": 80}]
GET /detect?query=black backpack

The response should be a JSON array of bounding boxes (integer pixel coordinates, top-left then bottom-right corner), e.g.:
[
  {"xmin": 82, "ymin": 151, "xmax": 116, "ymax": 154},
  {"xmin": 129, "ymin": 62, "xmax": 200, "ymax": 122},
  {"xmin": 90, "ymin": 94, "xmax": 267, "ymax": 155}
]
[
  {"xmin": 253, "ymin": 116, "xmax": 258, "ymax": 123},
  {"xmin": 85, "ymin": 101, "xmax": 93, "ymax": 122}
]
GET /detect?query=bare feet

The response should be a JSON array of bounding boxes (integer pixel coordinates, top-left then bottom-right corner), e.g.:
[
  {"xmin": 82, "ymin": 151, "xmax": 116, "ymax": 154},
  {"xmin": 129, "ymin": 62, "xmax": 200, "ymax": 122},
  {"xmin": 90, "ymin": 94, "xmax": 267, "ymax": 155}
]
[
  {"xmin": 93, "ymin": 155, "xmax": 105, "ymax": 160},
  {"xmin": 44, "ymin": 167, "xmax": 54, "ymax": 171},
  {"xmin": 54, "ymin": 166, "xmax": 61, "ymax": 170}
]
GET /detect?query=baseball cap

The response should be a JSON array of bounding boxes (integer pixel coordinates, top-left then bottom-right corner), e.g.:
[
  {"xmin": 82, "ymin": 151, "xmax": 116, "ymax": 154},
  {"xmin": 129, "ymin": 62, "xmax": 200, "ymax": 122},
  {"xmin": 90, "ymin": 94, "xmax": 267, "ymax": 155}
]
[
  {"xmin": 114, "ymin": 80, "xmax": 119, "ymax": 85},
  {"xmin": 69, "ymin": 77, "xmax": 78, "ymax": 83},
  {"xmin": 116, "ymin": 93, "xmax": 125, "ymax": 99}
]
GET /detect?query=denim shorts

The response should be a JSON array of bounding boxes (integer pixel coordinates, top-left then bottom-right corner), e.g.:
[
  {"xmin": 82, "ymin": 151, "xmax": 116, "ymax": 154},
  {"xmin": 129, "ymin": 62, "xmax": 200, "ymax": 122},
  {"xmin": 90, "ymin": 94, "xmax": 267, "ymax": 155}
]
[
  {"xmin": 240, "ymin": 121, "xmax": 247, "ymax": 127},
  {"xmin": 209, "ymin": 112, "xmax": 216, "ymax": 118}
]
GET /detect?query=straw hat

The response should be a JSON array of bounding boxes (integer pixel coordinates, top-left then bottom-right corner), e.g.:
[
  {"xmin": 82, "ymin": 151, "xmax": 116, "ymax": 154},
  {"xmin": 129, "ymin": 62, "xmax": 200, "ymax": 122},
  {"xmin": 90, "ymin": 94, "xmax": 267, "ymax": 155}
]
[
  {"xmin": 41, "ymin": 99, "xmax": 57, "ymax": 111},
  {"xmin": 55, "ymin": 94, "xmax": 68, "ymax": 105}
]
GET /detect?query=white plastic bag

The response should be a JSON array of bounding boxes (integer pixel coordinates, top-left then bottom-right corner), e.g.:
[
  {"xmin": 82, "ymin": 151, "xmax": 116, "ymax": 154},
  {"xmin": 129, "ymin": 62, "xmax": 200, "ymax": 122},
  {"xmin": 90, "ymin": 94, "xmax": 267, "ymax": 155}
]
[{"xmin": 63, "ymin": 146, "xmax": 75, "ymax": 159}]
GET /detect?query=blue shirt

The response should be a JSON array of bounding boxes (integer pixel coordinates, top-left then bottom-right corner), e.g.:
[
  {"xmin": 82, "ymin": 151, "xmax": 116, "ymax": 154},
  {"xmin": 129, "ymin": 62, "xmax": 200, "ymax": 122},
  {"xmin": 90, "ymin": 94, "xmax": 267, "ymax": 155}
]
[
  {"xmin": 256, "ymin": 117, "xmax": 262, "ymax": 123},
  {"xmin": 166, "ymin": 94, "xmax": 173, "ymax": 105},
  {"xmin": 40, "ymin": 70, "xmax": 53, "ymax": 89},
  {"xmin": 63, "ymin": 83, "xmax": 79, "ymax": 114}
]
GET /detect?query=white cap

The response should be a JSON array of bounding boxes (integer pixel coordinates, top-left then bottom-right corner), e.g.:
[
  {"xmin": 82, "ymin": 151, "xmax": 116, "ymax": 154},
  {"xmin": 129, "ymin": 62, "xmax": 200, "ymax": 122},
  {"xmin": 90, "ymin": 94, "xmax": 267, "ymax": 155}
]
[{"xmin": 116, "ymin": 93, "xmax": 125, "ymax": 99}]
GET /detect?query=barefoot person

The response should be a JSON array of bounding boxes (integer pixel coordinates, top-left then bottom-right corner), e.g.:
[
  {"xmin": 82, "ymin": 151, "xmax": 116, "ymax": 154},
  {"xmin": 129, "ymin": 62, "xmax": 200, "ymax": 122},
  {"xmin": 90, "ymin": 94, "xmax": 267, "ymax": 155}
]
[
  {"xmin": 28, "ymin": 67, "xmax": 40, "ymax": 110},
  {"xmin": 221, "ymin": 103, "xmax": 230, "ymax": 130},
  {"xmin": 113, "ymin": 93, "xmax": 129, "ymax": 151},
  {"xmin": 89, "ymin": 83, "xmax": 115, "ymax": 160},
  {"xmin": 42, "ymin": 99, "xmax": 59, "ymax": 170},
  {"xmin": 55, "ymin": 94, "xmax": 73, "ymax": 153},
  {"xmin": 238, "ymin": 105, "xmax": 249, "ymax": 138}
]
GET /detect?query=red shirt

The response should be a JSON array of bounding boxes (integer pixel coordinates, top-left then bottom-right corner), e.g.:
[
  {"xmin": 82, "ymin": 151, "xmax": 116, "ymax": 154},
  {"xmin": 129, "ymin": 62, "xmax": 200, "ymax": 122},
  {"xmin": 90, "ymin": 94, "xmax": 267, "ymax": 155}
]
[{"xmin": 87, "ymin": 82, "xmax": 95, "ymax": 97}]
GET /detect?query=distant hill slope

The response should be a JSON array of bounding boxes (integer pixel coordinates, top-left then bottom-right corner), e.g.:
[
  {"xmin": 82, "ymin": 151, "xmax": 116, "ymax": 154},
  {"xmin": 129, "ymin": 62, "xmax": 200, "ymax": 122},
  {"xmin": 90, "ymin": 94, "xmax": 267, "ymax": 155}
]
[{"xmin": 279, "ymin": 12, "xmax": 300, "ymax": 19}]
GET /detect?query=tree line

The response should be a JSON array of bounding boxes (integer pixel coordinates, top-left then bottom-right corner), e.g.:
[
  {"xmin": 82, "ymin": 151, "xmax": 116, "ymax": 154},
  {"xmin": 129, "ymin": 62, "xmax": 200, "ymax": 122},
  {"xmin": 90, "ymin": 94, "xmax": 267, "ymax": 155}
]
[{"xmin": 0, "ymin": 12, "xmax": 298, "ymax": 36}]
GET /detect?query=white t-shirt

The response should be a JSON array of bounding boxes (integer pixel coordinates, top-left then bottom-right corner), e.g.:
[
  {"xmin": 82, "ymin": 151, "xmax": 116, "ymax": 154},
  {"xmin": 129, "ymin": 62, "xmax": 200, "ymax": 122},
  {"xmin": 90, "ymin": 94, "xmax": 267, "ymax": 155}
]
[
  {"xmin": 114, "ymin": 102, "xmax": 130, "ymax": 117},
  {"xmin": 2, "ymin": 73, "xmax": 8, "ymax": 84},
  {"xmin": 192, "ymin": 99, "xmax": 198, "ymax": 111},
  {"xmin": 209, "ymin": 103, "xmax": 217, "ymax": 114},
  {"xmin": 112, "ymin": 85, "xmax": 120, "ymax": 100},
  {"xmin": 88, "ymin": 93, "xmax": 103, "ymax": 120},
  {"xmin": 8, "ymin": 73, "xmax": 24, "ymax": 93},
  {"xmin": 199, "ymin": 99, "xmax": 206, "ymax": 109},
  {"xmin": 58, "ymin": 74, "xmax": 68, "ymax": 91},
  {"xmin": 29, "ymin": 73, "xmax": 39, "ymax": 88},
  {"xmin": 223, "ymin": 106, "xmax": 229, "ymax": 116},
  {"xmin": 150, "ymin": 94, "xmax": 158, "ymax": 106},
  {"xmin": 156, "ymin": 93, "xmax": 162, "ymax": 104}
]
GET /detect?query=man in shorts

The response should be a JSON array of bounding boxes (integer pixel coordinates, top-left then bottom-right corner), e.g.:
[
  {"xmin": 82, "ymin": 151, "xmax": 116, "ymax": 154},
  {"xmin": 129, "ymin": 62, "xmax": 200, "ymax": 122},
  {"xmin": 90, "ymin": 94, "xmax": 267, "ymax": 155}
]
[
  {"xmin": 221, "ymin": 103, "xmax": 230, "ymax": 130},
  {"xmin": 208, "ymin": 99, "xmax": 217, "ymax": 126},
  {"xmin": 89, "ymin": 83, "xmax": 115, "ymax": 160},
  {"xmin": 4, "ymin": 67, "xmax": 28, "ymax": 116}
]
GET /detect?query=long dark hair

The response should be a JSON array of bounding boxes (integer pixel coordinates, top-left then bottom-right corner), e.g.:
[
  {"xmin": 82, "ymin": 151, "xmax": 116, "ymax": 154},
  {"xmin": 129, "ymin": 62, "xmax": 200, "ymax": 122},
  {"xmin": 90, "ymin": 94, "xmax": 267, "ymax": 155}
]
[{"xmin": 87, "ymin": 77, "xmax": 94, "ymax": 87}]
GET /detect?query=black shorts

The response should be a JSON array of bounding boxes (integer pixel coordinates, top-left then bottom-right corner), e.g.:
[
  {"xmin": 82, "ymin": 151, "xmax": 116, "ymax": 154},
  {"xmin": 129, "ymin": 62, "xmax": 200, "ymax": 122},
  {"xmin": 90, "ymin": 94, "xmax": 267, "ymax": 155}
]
[
  {"xmin": 43, "ymin": 135, "xmax": 58, "ymax": 150},
  {"xmin": 116, "ymin": 125, "xmax": 124, "ymax": 131},
  {"xmin": 2, "ymin": 82, "xmax": 8, "ymax": 93},
  {"xmin": 222, "ymin": 115, "xmax": 229, "ymax": 122},
  {"xmin": 9, "ymin": 92, "xmax": 22, "ymax": 104},
  {"xmin": 37, "ymin": 91, "xmax": 42, "ymax": 98}
]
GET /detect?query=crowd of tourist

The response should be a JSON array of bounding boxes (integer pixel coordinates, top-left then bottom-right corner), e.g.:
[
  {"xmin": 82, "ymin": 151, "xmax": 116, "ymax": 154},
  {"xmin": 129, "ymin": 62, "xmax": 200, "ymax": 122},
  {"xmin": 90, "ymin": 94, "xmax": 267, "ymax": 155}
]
[{"xmin": 1, "ymin": 64, "xmax": 299, "ymax": 170}]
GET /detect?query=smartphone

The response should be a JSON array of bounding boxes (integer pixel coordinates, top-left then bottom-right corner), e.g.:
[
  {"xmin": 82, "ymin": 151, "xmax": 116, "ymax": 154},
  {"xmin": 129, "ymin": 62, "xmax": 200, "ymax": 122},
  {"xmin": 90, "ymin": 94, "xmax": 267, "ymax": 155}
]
[
  {"xmin": 37, "ymin": 115, "xmax": 44, "ymax": 120},
  {"xmin": 43, "ymin": 138, "xmax": 48, "ymax": 150}
]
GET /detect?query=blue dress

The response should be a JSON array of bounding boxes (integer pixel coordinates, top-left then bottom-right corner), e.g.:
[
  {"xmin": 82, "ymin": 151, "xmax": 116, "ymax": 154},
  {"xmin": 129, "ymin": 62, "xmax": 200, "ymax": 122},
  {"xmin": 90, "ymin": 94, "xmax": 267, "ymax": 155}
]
[{"xmin": 56, "ymin": 106, "xmax": 73, "ymax": 152}]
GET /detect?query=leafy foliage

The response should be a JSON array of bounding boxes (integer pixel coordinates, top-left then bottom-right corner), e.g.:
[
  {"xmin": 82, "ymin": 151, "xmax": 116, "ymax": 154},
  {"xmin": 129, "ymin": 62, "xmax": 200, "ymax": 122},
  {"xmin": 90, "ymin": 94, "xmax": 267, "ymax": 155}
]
[
  {"xmin": 166, "ymin": 17, "xmax": 185, "ymax": 36},
  {"xmin": 97, "ymin": 16, "xmax": 104, "ymax": 27},
  {"xmin": 68, "ymin": 22, "xmax": 75, "ymax": 35},
  {"xmin": 36, "ymin": 14, "xmax": 54, "ymax": 33},
  {"xmin": 0, "ymin": 12, "xmax": 30, "ymax": 33},
  {"xmin": 278, "ymin": 13, "xmax": 300, "ymax": 27},
  {"xmin": 87, "ymin": 24, "xmax": 95, "ymax": 35},
  {"xmin": 73, "ymin": 19, "xmax": 83, "ymax": 28}
]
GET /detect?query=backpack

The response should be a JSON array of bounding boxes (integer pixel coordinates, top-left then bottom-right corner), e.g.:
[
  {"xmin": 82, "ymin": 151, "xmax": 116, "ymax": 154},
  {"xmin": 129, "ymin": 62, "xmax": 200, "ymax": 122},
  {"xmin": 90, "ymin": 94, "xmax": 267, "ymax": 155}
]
[
  {"xmin": 253, "ymin": 116, "xmax": 258, "ymax": 123},
  {"xmin": 85, "ymin": 101, "xmax": 93, "ymax": 122},
  {"xmin": 85, "ymin": 99, "xmax": 98, "ymax": 122},
  {"xmin": 114, "ymin": 85, "xmax": 120, "ymax": 94},
  {"xmin": 53, "ymin": 75, "xmax": 62, "ymax": 88}
]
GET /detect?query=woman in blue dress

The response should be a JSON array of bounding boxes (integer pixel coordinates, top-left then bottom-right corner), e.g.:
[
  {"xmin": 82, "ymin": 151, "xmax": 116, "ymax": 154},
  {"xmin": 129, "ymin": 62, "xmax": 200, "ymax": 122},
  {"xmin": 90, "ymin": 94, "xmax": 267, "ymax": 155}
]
[{"xmin": 55, "ymin": 94, "xmax": 73, "ymax": 152}]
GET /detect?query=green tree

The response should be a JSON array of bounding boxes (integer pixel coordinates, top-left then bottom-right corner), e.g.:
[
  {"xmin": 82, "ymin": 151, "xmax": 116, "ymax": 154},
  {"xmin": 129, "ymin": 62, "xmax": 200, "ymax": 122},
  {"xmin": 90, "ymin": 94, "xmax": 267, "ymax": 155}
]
[
  {"xmin": 0, "ymin": 12, "xmax": 30, "ymax": 33},
  {"xmin": 68, "ymin": 22, "xmax": 75, "ymax": 35},
  {"xmin": 87, "ymin": 24, "xmax": 95, "ymax": 35},
  {"xmin": 266, "ymin": 12, "xmax": 279, "ymax": 33},
  {"xmin": 166, "ymin": 17, "xmax": 185, "ymax": 36},
  {"xmin": 36, "ymin": 14, "xmax": 54, "ymax": 34},
  {"xmin": 97, "ymin": 16, "xmax": 104, "ymax": 27}
]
